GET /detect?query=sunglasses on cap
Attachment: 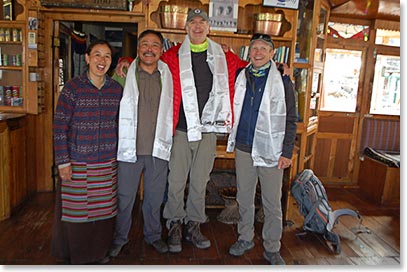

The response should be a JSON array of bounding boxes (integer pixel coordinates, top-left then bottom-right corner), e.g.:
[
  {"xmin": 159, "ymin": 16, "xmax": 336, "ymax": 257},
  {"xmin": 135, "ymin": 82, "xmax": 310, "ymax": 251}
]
[{"xmin": 250, "ymin": 33, "xmax": 274, "ymax": 49}]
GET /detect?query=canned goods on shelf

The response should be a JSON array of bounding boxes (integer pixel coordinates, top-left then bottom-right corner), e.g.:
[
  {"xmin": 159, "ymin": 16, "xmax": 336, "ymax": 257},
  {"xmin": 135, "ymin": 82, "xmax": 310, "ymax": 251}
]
[
  {"xmin": 11, "ymin": 55, "xmax": 16, "ymax": 66},
  {"xmin": 15, "ymin": 53, "xmax": 22, "ymax": 66},
  {"xmin": 12, "ymin": 86, "xmax": 20, "ymax": 97},
  {"xmin": 0, "ymin": 28, "xmax": 4, "ymax": 42},
  {"xmin": 12, "ymin": 28, "xmax": 19, "ymax": 42},
  {"xmin": 0, "ymin": 86, "xmax": 4, "ymax": 106},
  {"xmin": 4, "ymin": 28, "xmax": 11, "ymax": 42},
  {"xmin": 4, "ymin": 86, "xmax": 12, "ymax": 106},
  {"xmin": 17, "ymin": 29, "xmax": 22, "ymax": 42},
  {"xmin": 2, "ymin": 54, "xmax": 8, "ymax": 66}
]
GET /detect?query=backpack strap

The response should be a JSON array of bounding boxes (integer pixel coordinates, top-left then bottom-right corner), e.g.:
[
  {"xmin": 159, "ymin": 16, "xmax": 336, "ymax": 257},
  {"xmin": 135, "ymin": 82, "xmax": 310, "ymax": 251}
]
[
  {"xmin": 302, "ymin": 200, "xmax": 329, "ymax": 233},
  {"xmin": 324, "ymin": 230, "xmax": 341, "ymax": 254},
  {"xmin": 302, "ymin": 202, "xmax": 319, "ymax": 232},
  {"xmin": 327, "ymin": 209, "xmax": 362, "ymax": 232}
]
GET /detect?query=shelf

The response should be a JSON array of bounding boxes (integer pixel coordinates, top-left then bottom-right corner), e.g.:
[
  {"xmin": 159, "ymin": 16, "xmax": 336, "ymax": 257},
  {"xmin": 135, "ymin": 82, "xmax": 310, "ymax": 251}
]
[
  {"xmin": 157, "ymin": 28, "xmax": 186, "ymax": 35},
  {"xmin": 0, "ymin": 41, "xmax": 23, "ymax": 45},
  {"xmin": 0, "ymin": 112, "xmax": 25, "ymax": 121},
  {"xmin": 308, "ymin": 116, "xmax": 318, "ymax": 126},
  {"xmin": 157, "ymin": 27, "xmax": 294, "ymax": 41},
  {"xmin": 0, "ymin": 106, "xmax": 25, "ymax": 113},
  {"xmin": 0, "ymin": 21, "xmax": 32, "ymax": 113},
  {"xmin": 296, "ymin": 122, "xmax": 305, "ymax": 133},
  {"xmin": 0, "ymin": 66, "xmax": 23, "ymax": 70},
  {"xmin": 293, "ymin": 62, "xmax": 311, "ymax": 68}
]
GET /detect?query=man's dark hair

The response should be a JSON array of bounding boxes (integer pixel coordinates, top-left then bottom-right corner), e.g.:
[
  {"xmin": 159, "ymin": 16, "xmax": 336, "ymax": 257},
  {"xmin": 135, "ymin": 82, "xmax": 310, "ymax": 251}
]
[{"xmin": 138, "ymin": 29, "xmax": 164, "ymax": 45}]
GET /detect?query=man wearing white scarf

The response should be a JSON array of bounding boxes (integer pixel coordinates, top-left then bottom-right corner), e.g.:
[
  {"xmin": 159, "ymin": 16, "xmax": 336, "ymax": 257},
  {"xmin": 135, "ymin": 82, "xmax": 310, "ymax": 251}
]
[
  {"xmin": 110, "ymin": 30, "xmax": 174, "ymax": 257},
  {"xmin": 114, "ymin": 8, "xmax": 248, "ymax": 253},
  {"xmin": 226, "ymin": 34, "xmax": 297, "ymax": 265},
  {"xmin": 160, "ymin": 8, "xmax": 247, "ymax": 253}
]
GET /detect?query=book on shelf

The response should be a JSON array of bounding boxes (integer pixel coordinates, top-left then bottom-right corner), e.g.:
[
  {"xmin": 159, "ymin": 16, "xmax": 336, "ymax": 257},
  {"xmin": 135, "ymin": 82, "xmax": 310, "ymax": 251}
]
[
  {"xmin": 273, "ymin": 46, "xmax": 290, "ymax": 64},
  {"xmin": 163, "ymin": 38, "xmax": 180, "ymax": 52},
  {"xmin": 239, "ymin": 45, "xmax": 250, "ymax": 62},
  {"xmin": 240, "ymin": 45, "xmax": 290, "ymax": 64}
]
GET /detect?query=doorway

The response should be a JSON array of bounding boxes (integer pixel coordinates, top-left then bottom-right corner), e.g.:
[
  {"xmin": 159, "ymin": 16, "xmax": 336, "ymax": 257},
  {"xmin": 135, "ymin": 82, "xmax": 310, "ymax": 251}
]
[
  {"xmin": 53, "ymin": 20, "xmax": 138, "ymax": 185},
  {"xmin": 56, "ymin": 21, "xmax": 138, "ymax": 86},
  {"xmin": 313, "ymin": 46, "xmax": 366, "ymax": 184},
  {"xmin": 31, "ymin": 10, "xmax": 145, "ymax": 190}
]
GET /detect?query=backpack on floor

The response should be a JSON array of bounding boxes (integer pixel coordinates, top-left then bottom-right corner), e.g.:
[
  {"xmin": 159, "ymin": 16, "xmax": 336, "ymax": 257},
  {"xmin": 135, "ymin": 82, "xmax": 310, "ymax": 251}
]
[{"xmin": 290, "ymin": 169, "xmax": 362, "ymax": 254}]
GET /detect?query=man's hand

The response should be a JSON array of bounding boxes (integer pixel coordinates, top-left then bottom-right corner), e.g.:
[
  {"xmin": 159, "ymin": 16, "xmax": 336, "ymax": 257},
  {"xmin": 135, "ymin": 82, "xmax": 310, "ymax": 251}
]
[
  {"xmin": 115, "ymin": 59, "xmax": 131, "ymax": 78},
  {"xmin": 221, "ymin": 44, "xmax": 230, "ymax": 53},
  {"xmin": 281, "ymin": 63, "xmax": 291, "ymax": 76},
  {"xmin": 278, "ymin": 156, "xmax": 292, "ymax": 169},
  {"xmin": 276, "ymin": 62, "xmax": 291, "ymax": 76}
]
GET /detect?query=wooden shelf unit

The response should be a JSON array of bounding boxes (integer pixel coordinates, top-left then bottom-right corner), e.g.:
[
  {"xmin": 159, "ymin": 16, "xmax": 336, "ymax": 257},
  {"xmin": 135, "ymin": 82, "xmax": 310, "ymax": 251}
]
[
  {"xmin": 0, "ymin": 20, "xmax": 37, "ymax": 114},
  {"xmin": 293, "ymin": 0, "xmax": 330, "ymax": 172},
  {"xmin": 145, "ymin": 0, "xmax": 298, "ymax": 67}
]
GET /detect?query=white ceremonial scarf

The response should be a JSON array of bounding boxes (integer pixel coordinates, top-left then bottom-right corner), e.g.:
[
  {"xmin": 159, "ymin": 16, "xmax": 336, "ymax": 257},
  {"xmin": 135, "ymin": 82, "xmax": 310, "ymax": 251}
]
[
  {"xmin": 178, "ymin": 36, "xmax": 232, "ymax": 141},
  {"xmin": 117, "ymin": 59, "xmax": 174, "ymax": 162},
  {"xmin": 227, "ymin": 61, "xmax": 286, "ymax": 167}
]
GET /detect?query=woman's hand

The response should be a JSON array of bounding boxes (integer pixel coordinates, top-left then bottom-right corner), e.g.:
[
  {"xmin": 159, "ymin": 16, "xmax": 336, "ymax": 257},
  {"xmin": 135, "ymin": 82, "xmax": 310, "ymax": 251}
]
[{"xmin": 59, "ymin": 165, "xmax": 72, "ymax": 181}]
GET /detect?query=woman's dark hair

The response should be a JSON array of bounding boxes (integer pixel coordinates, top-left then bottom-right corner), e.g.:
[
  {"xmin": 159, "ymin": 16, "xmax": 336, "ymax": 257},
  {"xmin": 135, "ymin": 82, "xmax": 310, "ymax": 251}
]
[
  {"xmin": 85, "ymin": 39, "xmax": 113, "ymax": 55},
  {"xmin": 137, "ymin": 29, "xmax": 164, "ymax": 46}
]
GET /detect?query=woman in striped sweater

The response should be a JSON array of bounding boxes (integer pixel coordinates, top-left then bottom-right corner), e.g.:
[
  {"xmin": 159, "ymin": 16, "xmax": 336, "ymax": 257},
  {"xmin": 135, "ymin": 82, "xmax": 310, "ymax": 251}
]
[{"xmin": 51, "ymin": 40, "xmax": 123, "ymax": 264}]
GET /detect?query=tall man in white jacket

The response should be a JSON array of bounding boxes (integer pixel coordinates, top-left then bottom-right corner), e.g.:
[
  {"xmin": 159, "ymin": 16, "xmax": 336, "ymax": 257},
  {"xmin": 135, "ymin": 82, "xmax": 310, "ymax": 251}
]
[
  {"xmin": 109, "ymin": 30, "xmax": 174, "ymax": 256},
  {"xmin": 226, "ymin": 34, "xmax": 297, "ymax": 265}
]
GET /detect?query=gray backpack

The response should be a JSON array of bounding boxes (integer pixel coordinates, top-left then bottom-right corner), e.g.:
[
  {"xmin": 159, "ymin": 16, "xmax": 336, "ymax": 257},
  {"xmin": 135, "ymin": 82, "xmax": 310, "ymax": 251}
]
[{"xmin": 290, "ymin": 169, "xmax": 362, "ymax": 254}]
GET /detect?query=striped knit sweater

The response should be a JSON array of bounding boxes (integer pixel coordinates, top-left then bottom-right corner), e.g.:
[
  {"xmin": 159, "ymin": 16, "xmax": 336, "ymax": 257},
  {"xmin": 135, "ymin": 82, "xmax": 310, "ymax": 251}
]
[{"xmin": 53, "ymin": 73, "xmax": 123, "ymax": 166}]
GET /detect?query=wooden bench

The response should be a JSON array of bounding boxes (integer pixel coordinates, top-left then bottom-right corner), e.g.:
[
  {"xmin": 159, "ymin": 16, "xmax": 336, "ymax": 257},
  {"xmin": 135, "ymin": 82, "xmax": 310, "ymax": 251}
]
[
  {"xmin": 358, "ymin": 155, "xmax": 399, "ymax": 206},
  {"xmin": 358, "ymin": 118, "xmax": 400, "ymax": 206}
]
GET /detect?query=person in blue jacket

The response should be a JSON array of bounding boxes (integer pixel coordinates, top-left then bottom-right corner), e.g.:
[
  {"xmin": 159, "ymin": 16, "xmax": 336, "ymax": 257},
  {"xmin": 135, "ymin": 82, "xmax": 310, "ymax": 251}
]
[{"xmin": 226, "ymin": 33, "xmax": 297, "ymax": 265}]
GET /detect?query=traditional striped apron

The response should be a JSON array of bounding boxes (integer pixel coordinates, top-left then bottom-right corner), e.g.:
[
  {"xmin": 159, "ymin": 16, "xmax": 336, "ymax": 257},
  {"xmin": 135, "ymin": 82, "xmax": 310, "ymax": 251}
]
[{"xmin": 61, "ymin": 159, "xmax": 118, "ymax": 223}]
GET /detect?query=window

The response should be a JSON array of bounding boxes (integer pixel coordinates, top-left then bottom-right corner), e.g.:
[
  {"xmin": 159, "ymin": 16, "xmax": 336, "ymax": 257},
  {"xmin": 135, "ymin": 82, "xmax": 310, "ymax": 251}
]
[
  {"xmin": 370, "ymin": 54, "xmax": 400, "ymax": 116},
  {"xmin": 321, "ymin": 48, "xmax": 362, "ymax": 112}
]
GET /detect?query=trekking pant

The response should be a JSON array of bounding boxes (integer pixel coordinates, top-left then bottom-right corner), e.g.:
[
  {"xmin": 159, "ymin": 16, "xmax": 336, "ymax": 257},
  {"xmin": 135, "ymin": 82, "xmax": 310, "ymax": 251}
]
[
  {"xmin": 163, "ymin": 130, "xmax": 217, "ymax": 225},
  {"xmin": 113, "ymin": 156, "xmax": 168, "ymax": 245},
  {"xmin": 235, "ymin": 148, "xmax": 284, "ymax": 253}
]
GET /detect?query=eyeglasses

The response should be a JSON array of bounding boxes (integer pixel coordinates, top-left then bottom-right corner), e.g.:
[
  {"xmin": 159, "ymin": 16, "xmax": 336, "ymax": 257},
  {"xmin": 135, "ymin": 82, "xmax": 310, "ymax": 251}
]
[{"xmin": 250, "ymin": 33, "xmax": 272, "ymax": 43}]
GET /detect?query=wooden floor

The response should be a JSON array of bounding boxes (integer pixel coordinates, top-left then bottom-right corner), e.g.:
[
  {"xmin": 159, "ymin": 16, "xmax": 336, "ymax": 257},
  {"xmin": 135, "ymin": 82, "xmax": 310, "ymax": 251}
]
[{"xmin": 0, "ymin": 187, "xmax": 400, "ymax": 266}]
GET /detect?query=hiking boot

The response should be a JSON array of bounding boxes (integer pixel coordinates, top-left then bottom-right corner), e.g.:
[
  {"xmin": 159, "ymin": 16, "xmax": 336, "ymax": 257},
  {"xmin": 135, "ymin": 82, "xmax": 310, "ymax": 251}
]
[
  {"xmin": 94, "ymin": 255, "xmax": 111, "ymax": 265},
  {"xmin": 167, "ymin": 221, "xmax": 182, "ymax": 253},
  {"xmin": 228, "ymin": 240, "xmax": 255, "ymax": 256},
  {"xmin": 263, "ymin": 251, "xmax": 286, "ymax": 265},
  {"xmin": 185, "ymin": 221, "xmax": 211, "ymax": 249},
  {"xmin": 149, "ymin": 239, "xmax": 169, "ymax": 254},
  {"xmin": 108, "ymin": 243, "xmax": 126, "ymax": 257}
]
